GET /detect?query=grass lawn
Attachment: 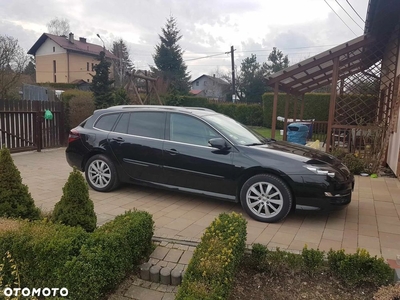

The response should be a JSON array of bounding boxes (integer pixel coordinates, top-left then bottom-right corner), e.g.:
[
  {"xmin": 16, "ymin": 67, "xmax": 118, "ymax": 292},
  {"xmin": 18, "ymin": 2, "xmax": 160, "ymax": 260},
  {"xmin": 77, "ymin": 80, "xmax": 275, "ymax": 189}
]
[{"xmin": 249, "ymin": 126, "xmax": 283, "ymax": 141}]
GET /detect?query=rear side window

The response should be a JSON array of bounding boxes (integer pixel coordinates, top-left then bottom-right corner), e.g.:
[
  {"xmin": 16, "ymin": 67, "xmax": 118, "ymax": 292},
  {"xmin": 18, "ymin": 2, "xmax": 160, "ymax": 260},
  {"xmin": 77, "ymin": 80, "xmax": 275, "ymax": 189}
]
[
  {"xmin": 94, "ymin": 113, "xmax": 119, "ymax": 131},
  {"xmin": 113, "ymin": 113, "xmax": 130, "ymax": 134},
  {"xmin": 128, "ymin": 112, "xmax": 165, "ymax": 139}
]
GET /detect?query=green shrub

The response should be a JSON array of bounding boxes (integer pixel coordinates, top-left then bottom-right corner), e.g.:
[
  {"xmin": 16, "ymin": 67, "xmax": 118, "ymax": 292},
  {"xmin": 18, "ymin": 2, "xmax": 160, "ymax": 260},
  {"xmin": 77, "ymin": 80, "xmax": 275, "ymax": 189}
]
[
  {"xmin": 0, "ymin": 210, "xmax": 153, "ymax": 300},
  {"xmin": 328, "ymin": 248, "xmax": 394, "ymax": 287},
  {"xmin": 341, "ymin": 153, "xmax": 366, "ymax": 175},
  {"xmin": 61, "ymin": 90, "xmax": 95, "ymax": 130},
  {"xmin": 176, "ymin": 212, "xmax": 247, "ymax": 300},
  {"xmin": 0, "ymin": 221, "xmax": 88, "ymax": 289},
  {"xmin": 0, "ymin": 147, "xmax": 40, "ymax": 220},
  {"xmin": 301, "ymin": 245, "xmax": 325, "ymax": 276},
  {"xmin": 250, "ymin": 243, "xmax": 268, "ymax": 270},
  {"xmin": 113, "ymin": 87, "xmax": 131, "ymax": 106},
  {"xmin": 62, "ymin": 210, "xmax": 154, "ymax": 300},
  {"xmin": 52, "ymin": 168, "xmax": 97, "ymax": 232}
]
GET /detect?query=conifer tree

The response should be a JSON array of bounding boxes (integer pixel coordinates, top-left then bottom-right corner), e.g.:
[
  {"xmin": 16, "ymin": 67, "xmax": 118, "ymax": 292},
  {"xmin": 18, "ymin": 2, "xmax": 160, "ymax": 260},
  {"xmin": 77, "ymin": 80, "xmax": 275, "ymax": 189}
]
[
  {"xmin": 52, "ymin": 168, "xmax": 97, "ymax": 232},
  {"xmin": 152, "ymin": 17, "xmax": 191, "ymax": 94},
  {"xmin": 91, "ymin": 51, "xmax": 115, "ymax": 109},
  {"xmin": 0, "ymin": 147, "xmax": 40, "ymax": 220}
]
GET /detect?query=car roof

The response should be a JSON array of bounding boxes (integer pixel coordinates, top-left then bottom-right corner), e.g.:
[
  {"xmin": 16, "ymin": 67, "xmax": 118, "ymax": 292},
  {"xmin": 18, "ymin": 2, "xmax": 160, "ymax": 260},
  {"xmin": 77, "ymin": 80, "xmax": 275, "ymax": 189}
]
[{"xmin": 98, "ymin": 105, "xmax": 217, "ymax": 117}]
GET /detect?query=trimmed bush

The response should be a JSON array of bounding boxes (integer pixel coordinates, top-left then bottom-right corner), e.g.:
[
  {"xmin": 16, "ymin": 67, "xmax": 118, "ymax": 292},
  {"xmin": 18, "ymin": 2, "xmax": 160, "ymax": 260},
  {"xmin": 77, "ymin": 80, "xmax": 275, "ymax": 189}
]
[
  {"xmin": 61, "ymin": 90, "xmax": 95, "ymax": 130},
  {"xmin": 62, "ymin": 210, "xmax": 154, "ymax": 300},
  {"xmin": 176, "ymin": 212, "xmax": 247, "ymax": 300},
  {"xmin": 0, "ymin": 147, "xmax": 40, "ymax": 220},
  {"xmin": 0, "ymin": 210, "xmax": 153, "ymax": 300},
  {"xmin": 327, "ymin": 248, "xmax": 394, "ymax": 287},
  {"xmin": 52, "ymin": 168, "xmax": 97, "ymax": 232},
  {"xmin": 0, "ymin": 221, "xmax": 89, "ymax": 289}
]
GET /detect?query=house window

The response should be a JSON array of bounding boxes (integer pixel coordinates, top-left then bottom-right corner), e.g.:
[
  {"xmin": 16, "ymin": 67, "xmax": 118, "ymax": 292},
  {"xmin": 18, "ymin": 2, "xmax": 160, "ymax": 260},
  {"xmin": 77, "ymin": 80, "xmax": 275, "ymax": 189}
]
[
  {"xmin": 196, "ymin": 81, "xmax": 199, "ymax": 86},
  {"xmin": 87, "ymin": 62, "xmax": 89, "ymax": 71},
  {"xmin": 53, "ymin": 60, "xmax": 56, "ymax": 73},
  {"xmin": 54, "ymin": 75, "xmax": 57, "ymax": 83},
  {"xmin": 91, "ymin": 63, "xmax": 94, "ymax": 71},
  {"xmin": 87, "ymin": 79, "xmax": 90, "ymax": 82},
  {"xmin": 53, "ymin": 46, "xmax": 55, "ymax": 52}
]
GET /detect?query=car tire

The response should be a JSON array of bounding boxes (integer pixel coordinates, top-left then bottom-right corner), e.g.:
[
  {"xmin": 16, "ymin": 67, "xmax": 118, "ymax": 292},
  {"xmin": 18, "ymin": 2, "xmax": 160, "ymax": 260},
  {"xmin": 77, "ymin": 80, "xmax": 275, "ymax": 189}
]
[
  {"xmin": 240, "ymin": 174, "xmax": 292, "ymax": 223},
  {"xmin": 85, "ymin": 154, "xmax": 119, "ymax": 192}
]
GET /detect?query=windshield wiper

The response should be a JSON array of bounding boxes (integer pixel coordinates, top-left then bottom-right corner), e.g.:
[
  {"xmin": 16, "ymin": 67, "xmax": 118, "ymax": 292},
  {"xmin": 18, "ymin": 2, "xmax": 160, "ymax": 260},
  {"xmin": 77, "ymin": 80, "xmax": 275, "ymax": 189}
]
[{"xmin": 245, "ymin": 142, "xmax": 265, "ymax": 146}]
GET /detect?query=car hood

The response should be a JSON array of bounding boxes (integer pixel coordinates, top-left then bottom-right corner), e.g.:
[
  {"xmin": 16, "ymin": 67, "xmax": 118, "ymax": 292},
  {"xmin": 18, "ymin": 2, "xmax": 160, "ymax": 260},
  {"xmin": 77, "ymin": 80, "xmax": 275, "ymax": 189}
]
[{"xmin": 245, "ymin": 141, "xmax": 340, "ymax": 166}]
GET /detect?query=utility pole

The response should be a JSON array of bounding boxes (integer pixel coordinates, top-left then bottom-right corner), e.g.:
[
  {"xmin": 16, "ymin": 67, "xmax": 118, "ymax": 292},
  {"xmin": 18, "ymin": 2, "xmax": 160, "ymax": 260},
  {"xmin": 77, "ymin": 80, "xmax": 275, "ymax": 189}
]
[{"xmin": 226, "ymin": 46, "xmax": 236, "ymax": 103}]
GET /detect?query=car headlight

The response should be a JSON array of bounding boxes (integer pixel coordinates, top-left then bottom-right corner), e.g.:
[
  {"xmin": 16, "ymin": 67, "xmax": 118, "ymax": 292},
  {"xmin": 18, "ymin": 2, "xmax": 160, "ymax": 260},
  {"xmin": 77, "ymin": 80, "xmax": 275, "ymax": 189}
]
[{"xmin": 304, "ymin": 165, "xmax": 336, "ymax": 178}]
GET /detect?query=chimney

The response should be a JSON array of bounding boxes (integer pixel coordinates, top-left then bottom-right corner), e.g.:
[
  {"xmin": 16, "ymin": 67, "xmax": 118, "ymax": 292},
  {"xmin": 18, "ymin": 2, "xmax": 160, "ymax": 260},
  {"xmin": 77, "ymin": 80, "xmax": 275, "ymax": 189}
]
[
  {"xmin": 68, "ymin": 32, "xmax": 74, "ymax": 43},
  {"xmin": 79, "ymin": 37, "xmax": 87, "ymax": 43},
  {"xmin": 213, "ymin": 74, "xmax": 215, "ymax": 77}
]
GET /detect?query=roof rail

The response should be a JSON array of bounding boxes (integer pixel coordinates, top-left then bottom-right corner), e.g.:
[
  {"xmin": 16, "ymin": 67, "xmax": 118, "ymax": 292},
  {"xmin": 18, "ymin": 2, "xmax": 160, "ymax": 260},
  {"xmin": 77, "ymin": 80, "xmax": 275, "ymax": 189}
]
[{"xmin": 106, "ymin": 105, "xmax": 215, "ymax": 112}]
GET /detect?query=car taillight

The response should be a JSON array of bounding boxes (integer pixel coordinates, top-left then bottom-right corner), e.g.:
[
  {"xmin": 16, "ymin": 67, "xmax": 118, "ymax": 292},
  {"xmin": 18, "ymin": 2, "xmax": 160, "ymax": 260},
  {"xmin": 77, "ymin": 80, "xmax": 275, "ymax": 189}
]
[{"xmin": 68, "ymin": 129, "xmax": 81, "ymax": 143}]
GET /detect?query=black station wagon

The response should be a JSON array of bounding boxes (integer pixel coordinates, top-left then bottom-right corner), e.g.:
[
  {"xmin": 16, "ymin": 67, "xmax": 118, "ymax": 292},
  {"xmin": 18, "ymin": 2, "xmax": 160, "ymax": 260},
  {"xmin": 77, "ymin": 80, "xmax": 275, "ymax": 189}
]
[{"xmin": 66, "ymin": 105, "xmax": 354, "ymax": 223}]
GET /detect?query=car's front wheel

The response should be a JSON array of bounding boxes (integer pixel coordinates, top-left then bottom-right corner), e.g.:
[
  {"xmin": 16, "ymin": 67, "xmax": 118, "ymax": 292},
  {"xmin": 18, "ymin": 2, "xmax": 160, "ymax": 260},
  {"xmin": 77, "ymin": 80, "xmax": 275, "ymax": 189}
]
[
  {"xmin": 85, "ymin": 154, "xmax": 119, "ymax": 192},
  {"xmin": 240, "ymin": 174, "xmax": 292, "ymax": 223}
]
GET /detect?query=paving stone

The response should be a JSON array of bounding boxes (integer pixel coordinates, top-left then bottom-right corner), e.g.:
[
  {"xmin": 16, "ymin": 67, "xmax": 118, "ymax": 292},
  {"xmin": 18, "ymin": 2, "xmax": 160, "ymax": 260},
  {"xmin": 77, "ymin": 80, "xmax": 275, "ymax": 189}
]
[
  {"xmin": 171, "ymin": 268, "xmax": 183, "ymax": 286},
  {"xmin": 132, "ymin": 278, "xmax": 145, "ymax": 286},
  {"xmin": 154, "ymin": 260, "xmax": 167, "ymax": 268},
  {"xmin": 178, "ymin": 250, "xmax": 193, "ymax": 265},
  {"xmin": 140, "ymin": 262, "xmax": 152, "ymax": 280},
  {"xmin": 160, "ymin": 267, "xmax": 172, "ymax": 285},
  {"xmin": 173, "ymin": 263, "xmax": 185, "ymax": 271},
  {"xmin": 150, "ymin": 265, "xmax": 161, "ymax": 283},
  {"xmin": 164, "ymin": 249, "xmax": 184, "ymax": 263},
  {"xmin": 162, "ymin": 293, "xmax": 176, "ymax": 300},
  {"xmin": 156, "ymin": 284, "xmax": 169, "ymax": 292},
  {"xmin": 141, "ymin": 281, "xmax": 152, "ymax": 288},
  {"xmin": 166, "ymin": 285, "xmax": 175, "ymax": 292},
  {"xmin": 124, "ymin": 285, "xmax": 164, "ymax": 300},
  {"xmin": 148, "ymin": 258, "xmax": 160, "ymax": 265},
  {"xmin": 150, "ymin": 282, "xmax": 160, "ymax": 290},
  {"xmin": 160, "ymin": 241, "xmax": 168, "ymax": 247},
  {"xmin": 150, "ymin": 247, "xmax": 170, "ymax": 260},
  {"xmin": 166, "ymin": 262, "xmax": 177, "ymax": 269}
]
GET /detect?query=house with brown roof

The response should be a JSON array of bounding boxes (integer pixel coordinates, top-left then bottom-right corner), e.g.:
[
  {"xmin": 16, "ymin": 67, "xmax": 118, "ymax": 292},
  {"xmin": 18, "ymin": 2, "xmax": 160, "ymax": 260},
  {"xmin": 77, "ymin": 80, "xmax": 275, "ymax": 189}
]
[
  {"xmin": 28, "ymin": 32, "xmax": 117, "ymax": 84},
  {"xmin": 191, "ymin": 74, "xmax": 230, "ymax": 101}
]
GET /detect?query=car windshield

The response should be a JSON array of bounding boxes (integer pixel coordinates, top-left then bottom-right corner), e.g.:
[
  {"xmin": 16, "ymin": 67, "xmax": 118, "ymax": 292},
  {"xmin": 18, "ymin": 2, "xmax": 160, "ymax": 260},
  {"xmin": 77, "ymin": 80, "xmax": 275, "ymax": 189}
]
[{"xmin": 203, "ymin": 114, "xmax": 267, "ymax": 145}]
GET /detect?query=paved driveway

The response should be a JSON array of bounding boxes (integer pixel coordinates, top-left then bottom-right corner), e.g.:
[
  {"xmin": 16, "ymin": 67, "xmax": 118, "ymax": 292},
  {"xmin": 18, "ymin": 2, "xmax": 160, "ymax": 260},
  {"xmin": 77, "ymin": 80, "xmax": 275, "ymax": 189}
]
[{"xmin": 12, "ymin": 148, "xmax": 400, "ymax": 260}]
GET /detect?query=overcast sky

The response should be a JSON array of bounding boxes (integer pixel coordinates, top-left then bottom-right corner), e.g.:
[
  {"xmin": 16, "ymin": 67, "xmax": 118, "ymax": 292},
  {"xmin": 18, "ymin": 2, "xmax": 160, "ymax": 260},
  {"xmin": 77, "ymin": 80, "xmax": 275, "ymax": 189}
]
[{"xmin": 0, "ymin": 0, "xmax": 369, "ymax": 80}]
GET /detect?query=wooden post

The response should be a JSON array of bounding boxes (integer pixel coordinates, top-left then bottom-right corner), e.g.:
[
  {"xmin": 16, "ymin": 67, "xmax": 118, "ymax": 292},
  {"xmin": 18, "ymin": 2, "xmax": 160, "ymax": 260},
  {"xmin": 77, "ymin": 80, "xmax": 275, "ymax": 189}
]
[
  {"xmin": 59, "ymin": 102, "xmax": 66, "ymax": 146},
  {"xmin": 326, "ymin": 57, "xmax": 340, "ymax": 153},
  {"xmin": 283, "ymin": 94, "xmax": 290, "ymax": 141},
  {"xmin": 293, "ymin": 95, "xmax": 298, "ymax": 122},
  {"xmin": 271, "ymin": 82, "xmax": 279, "ymax": 139},
  {"xmin": 33, "ymin": 101, "xmax": 42, "ymax": 152},
  {"xmin": 300, "ymin": 94, "xmax": 305, "ymax": 121}
]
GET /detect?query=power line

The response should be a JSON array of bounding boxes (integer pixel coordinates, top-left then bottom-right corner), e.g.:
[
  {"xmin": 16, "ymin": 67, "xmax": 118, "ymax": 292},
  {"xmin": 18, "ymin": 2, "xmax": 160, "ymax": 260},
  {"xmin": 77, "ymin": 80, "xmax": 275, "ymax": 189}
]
[
  {"xmin": 334, "ymin": 0, "xmax": 364, "ymax": 30},
  {"xmin": 345, "ymin": 0, "xmax": 365, "ymax": 23},
  {"xmin": 184, "ymin": 52, "xmax": 227, "ymax": 62},
  {"xmin": 323, "ymin": 0, "xmax": 357, "ymax": 36}
]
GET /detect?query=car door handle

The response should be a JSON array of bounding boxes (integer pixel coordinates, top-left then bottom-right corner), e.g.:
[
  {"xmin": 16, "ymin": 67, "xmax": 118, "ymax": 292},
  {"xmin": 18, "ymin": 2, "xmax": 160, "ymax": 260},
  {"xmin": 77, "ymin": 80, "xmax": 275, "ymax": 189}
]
[
  {"xmin": 112, "ymin": 137, "xmax": 125, "ymax": 142},
  {"xmin": 166, "ymin": 148, "xmax": 179, "ymax": 155}
]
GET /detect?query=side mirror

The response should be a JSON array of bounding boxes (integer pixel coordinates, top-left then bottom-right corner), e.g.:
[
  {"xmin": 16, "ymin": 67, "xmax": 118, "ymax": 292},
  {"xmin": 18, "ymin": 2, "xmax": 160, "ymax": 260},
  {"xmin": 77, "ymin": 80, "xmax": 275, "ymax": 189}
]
[{"xmin": 208, "ymin": 138, "xmax": 230, "ymax": 150}]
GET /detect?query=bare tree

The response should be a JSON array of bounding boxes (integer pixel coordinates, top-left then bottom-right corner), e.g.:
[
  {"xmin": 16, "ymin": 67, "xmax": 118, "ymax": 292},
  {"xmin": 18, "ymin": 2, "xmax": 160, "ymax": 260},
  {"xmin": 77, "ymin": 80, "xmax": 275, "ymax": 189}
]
[
  {"xmin": 47, "ymin": 17, "xmax": 70, "ymax": 36},
  {"xmin": 0, "ymin": 35, "xmax": 28, "ymax": 99}
]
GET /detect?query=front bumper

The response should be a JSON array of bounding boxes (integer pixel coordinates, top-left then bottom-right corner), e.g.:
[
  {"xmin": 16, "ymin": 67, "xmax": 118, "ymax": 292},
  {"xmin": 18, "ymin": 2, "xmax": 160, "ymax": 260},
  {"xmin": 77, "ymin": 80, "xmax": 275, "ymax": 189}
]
[{"xmin": 291, "ymin": 174, "xmax": 354, "ymax": 211}]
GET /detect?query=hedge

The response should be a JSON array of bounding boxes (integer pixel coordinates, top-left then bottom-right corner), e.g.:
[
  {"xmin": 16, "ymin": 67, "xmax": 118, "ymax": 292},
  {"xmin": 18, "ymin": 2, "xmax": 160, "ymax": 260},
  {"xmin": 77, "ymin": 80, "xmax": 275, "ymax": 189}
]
[
  {"xmin": 61, "ymin": 90, "xmax": 95, "ymax": 130},
  {"xmin": 0, "ymin": 210, "xmax": 154, "ymax": 300},
  {"xmin": 262, "ymin": 93, "xmax": 330, "ymax": 129},
  {"xmin": 176, "ymin": 212, "xmax": 247, "ymax": 300}
]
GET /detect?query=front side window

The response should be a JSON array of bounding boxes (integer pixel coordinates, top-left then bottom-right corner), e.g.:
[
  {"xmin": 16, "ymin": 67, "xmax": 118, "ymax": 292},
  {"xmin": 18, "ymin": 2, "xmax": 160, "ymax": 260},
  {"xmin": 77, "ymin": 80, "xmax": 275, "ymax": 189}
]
[
  {"xmin": 127, "ymin": 112, "xmax": 165, "ymax": 139},
  {"xmin": 94, "ymin": 113, "xmax": 119, "ymax": 131},
  {"xmin": 170, "ymin": 113, "xmax": 219, "ymax": 146}
]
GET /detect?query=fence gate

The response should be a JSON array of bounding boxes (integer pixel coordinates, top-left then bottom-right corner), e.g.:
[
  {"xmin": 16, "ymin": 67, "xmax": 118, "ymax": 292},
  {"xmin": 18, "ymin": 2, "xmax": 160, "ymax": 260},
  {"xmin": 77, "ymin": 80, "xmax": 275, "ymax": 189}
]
[{"xmin": 0, "ymin": 100, "xmax": 65, "ymax": 153}]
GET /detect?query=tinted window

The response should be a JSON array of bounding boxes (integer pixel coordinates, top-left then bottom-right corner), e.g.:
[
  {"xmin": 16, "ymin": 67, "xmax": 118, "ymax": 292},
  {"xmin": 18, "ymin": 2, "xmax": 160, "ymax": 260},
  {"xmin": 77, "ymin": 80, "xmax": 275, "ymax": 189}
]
[
  {"xmin": 127, "ymin": 112, "xmax": 165, "ymax": 139},
  {"xmin": 94, "ymin": 113, "xmax": 119, "ymax": 131},
  {"xmin": 170, "ymin": 113, "xmax": 219, "ymax": 146},
  {"xmin": 114, "ymin": 113, "xmax": 130, "ymax": 134}
]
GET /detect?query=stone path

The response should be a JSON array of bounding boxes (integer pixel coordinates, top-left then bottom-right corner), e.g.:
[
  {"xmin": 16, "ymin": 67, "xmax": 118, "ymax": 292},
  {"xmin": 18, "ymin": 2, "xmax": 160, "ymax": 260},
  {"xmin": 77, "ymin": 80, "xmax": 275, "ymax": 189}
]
[{"xmin": 108, "ymin": 241, "xmax": 195, "ymax": 300}]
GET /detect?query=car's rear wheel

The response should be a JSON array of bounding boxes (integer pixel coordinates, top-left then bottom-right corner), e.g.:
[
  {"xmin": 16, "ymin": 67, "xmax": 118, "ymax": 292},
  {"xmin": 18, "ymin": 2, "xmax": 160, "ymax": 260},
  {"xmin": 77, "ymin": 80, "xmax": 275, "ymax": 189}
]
[
  {"xmin": 85, "ymin": 154, "xmax": 119, "ymax": 192},
  {"xmin": 240, "ymin": 174, "xmax": 292, "ymax": 223}
]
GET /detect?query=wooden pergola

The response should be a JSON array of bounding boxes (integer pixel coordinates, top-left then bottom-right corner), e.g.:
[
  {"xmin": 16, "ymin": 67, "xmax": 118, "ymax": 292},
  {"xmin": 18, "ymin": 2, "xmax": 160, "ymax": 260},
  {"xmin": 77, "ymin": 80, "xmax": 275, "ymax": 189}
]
[{"xmin": 266, "ymin": 0, "xmax": 400, "ymax": 171}]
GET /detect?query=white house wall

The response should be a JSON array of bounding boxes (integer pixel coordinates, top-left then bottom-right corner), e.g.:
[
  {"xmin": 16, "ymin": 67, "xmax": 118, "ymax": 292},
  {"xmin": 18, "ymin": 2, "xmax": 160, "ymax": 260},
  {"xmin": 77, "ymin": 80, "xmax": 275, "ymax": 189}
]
[
  {"xmin": 387, "ymin": 27, "xmax": 400, "ymax": 178},
  {"xmin": 36, "ymin": 38, "xmax": 66, "ymax": 56}
]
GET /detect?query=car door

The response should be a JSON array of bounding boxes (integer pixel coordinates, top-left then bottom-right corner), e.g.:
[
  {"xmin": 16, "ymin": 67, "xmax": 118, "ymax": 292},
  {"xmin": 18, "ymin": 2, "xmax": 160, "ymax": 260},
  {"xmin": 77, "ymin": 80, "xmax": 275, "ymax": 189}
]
[
  {"xmin": 108, "ymin": 111, "xmax": 166, "ymax": 184},
  {"xmin": 163, "ymin": 112, "xmax": 236, "ymax": 198}
]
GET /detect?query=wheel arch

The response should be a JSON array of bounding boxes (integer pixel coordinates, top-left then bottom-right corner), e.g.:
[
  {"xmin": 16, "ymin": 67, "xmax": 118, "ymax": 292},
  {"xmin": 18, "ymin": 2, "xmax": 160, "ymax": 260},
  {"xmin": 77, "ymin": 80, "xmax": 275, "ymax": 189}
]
[{"xmin": 81, "ymin": 149, "xmax": 108, "ymax": 171}]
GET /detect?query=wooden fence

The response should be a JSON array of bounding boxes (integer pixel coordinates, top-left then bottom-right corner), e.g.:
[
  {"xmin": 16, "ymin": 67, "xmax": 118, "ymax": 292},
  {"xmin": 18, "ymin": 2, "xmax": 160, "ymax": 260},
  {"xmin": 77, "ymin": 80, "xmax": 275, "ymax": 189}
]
[{"xmin": 0, "ymin": 100, "xmax": 65, "ymax": 153}]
